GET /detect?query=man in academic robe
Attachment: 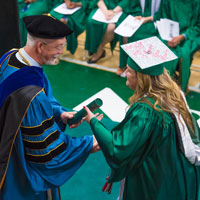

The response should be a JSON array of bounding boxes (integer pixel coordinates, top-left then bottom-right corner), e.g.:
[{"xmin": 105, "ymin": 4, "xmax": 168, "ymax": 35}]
[{"xmin": 0, "ymin": 15, "xmax": 99, "ymax": 200}]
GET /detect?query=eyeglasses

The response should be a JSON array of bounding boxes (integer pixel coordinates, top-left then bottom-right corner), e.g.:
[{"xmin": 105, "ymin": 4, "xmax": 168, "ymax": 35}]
[{"xmin": 42, "ymin": 42, "xmax": 66, "ymax": 51}]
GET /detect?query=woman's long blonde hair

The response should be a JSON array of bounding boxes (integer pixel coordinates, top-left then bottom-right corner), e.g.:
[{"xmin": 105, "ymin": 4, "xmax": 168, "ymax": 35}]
[{"xmin": 129, "ymin": 68, "xmax": 194, "ymax": 132}]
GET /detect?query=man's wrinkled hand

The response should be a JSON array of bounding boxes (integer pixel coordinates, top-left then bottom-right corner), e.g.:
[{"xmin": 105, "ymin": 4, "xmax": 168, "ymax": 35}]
[
  {"xmin": 60, "ymin": 111, "xmax": 83, "ymax": 128},
  {"xmin": 91, "ymin": 136, "xmax": 101, "ymax": 153}
]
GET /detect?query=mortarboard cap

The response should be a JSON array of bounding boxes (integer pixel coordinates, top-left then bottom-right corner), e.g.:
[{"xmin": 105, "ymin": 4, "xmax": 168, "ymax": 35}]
[
  {"xmin": 121, "ymin": 36, "xmax": 177, "ymax": 76},
  {"xmin": 23, "ymin": 15, "xmax": 73, "ymax": 39}
]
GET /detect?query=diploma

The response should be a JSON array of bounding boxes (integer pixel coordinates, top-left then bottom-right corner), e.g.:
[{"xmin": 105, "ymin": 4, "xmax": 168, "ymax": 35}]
[{"xmin": 68, "ymin": 98, "xmax": 103, "ymax": 125}]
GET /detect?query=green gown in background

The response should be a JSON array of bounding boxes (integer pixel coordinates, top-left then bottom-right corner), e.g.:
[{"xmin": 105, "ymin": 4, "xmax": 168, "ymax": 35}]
[
  {"xmin": 84, "ymin": 0, "xmax": 130, "ymax": 55},
  {"xmin": 89, "ymin": 97, "xmax": 200, "ymax": 200},
  {"xmin": 153, "ymin": 0, "xmax": 200, "ymax": 92},
  {"xmin": 18, "ymin": 0, "xmax": 53, "ymax": 46},
  {"xmin": 50, "ymin": 0, "xmax": 95, "ymax": 54},
  {"xmin": 120, "ymin": 0, "xmax": 159, "ymax": 69}
]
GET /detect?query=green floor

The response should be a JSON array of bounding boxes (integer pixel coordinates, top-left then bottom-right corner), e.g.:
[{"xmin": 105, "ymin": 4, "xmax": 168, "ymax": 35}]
[{"xmin": 44, "ymin": 61, "xmax": 200, "ymax": 200}]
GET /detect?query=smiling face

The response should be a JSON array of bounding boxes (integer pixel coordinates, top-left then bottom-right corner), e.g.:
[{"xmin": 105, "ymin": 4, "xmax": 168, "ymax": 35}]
[
  {"xmin": 39, "ymin": 37, "xmax": 66, "ymax": 65},
  {"xmin": 125, "ymin": 65, "xmax": 138, "ymax": 90}
]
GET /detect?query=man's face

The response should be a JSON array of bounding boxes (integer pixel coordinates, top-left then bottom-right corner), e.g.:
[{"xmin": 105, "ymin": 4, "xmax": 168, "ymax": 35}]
[{"xmin": 40, "ymin": 37, "xmax": 66, "ymax": 65}]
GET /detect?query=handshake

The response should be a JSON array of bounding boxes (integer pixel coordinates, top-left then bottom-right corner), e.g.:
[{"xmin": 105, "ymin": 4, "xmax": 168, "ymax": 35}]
[{"xmin": 60, "ymin": 98, "xmax": 103, "ymax": 153}]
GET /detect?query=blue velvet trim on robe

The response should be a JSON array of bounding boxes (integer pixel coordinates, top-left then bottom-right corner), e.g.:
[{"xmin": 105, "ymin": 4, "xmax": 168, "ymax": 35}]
[{"xmin": 0, "ymin": 66, "xmax": 44, "ymax": 108}]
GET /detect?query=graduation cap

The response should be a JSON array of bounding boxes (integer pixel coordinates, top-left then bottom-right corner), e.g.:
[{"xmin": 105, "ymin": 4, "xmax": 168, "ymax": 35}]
[
  {"xmin": 23, "ymin": 14, "xmax": 73, "ymax": 39},
  {"xmin": 121, "ymin": 36, "xmax": 177, "ymax": 76}
]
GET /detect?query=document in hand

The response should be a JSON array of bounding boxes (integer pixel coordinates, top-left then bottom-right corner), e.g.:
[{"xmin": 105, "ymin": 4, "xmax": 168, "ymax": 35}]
[
  {"xmin": 92, "ymin": 8, "xmax": 123, "ymax": 24},
  {"xmin": 114, "ymin": 15, "xmax": 144, "ymax": 37},
  {"xmin": 156, "ymin": 18, "xmax": 179, "ymax": 41},
  {"xmin": 54, "ymin": 3, "xmax": 81, "ymax": 15}
]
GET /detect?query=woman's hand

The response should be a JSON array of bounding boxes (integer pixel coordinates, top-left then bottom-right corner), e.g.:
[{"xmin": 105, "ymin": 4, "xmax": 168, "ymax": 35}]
[
  {"xmin": 83, "ymin": 106, "xmax": 103, "ymax": 123},
  {"xmin": 134, "ymin": 16, "xmax": 143, "ymax": 20},
  {"xmin": 168, "ymin": 35, "xmax": 185, "ymax": 48},
  {"xmin": 65, "ymin": 0, "xmax": 76, "ymax": 9},
  {"xmin": 104, "ymin": 10, "xmax": 115, "ymax": 20},
  {"xmin": 135, "ymin": 16, "xmax": 153, "ymax": 24}
]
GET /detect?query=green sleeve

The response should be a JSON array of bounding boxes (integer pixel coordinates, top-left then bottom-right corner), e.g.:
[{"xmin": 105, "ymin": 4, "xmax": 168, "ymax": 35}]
[
  {"xmin": 128, "ymin": 0, "xmax": 142, "ymax": 16},
  {"xmin": 118, "ymin": 0, "xmax": 128, "ymax": 11},
  {"xmin": 118, "ymin": 0, "xmax": 141, "ymax": 15},
  {"xmin": 90, "ymin": 117, "xmax": 113, "ymax": 154},
  {"xmin": 184, "ymin": 9, "xmax": 200, "ymax": 40},
  {"xmin": 80, "ymin": 0, "xmax": 87, "ymax": 10},
  {"xmin": 90, "ymin": 103, "xmax": 165, "ymax": 181},
  {"xmin": 81, "ymin": 0, "xmax": 98, "ymax": 12}
]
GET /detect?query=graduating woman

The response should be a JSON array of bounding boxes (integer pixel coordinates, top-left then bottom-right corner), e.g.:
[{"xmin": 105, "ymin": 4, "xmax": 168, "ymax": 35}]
[{"xmin": 84, "ymin": 37, "xmax": 200, "ymax": 200}]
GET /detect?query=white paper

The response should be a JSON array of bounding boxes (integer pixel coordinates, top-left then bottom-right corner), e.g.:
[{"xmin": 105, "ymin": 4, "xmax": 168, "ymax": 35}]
[
  {"xmin": 54, "ymin": 3, "xmax": 81, "ymax": 15},
  {"xmin": 73, "ymin": 87, "xmax": 128, "ymax": 122},
  {"xmin": 156, "ymin": 20, "xmax": 165, "ymax": 39},
  {"xmin": 114, "ymin": 15, "xmax": 144, "ymax": 37},
  {"xmin": 156, "ymin": 18, "xmax": 179, "ymax": 41},
  {"xmin": 92, "ymin": 8, "xmax": 123, "ymax": 24}
]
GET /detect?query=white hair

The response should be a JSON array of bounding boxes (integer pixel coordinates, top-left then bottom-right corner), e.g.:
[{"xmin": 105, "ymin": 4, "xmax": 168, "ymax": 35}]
[
  {"xmin": 26, "ymin": 33, "xmax": 39, "ymax": 47},
  {"xmin": 26, "ymin": 33, "xmax": 56, "ymax": 47}
]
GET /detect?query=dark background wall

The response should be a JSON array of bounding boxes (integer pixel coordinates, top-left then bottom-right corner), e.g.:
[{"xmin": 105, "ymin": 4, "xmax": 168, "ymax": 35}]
[{"xmin": 0, "ymin": 0, "xmax": 21, "ymax": 57}]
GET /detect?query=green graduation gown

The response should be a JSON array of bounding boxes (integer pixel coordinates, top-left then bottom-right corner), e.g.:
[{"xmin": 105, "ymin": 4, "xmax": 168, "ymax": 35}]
[
  {"xmin": 84, "ymin": 0, "xmax": 129, "ymax": 54},
  {"xmin": 153, "ymin": 0, "xmax": 200, "ymax": 92},
  {"xmin": 18, "ymin": 0, "xmax": 52, "ymax": 46},
  {"xmin": 50, "ymin": 0, "xmax": 95, "ymax": 54},
  {"xmin": 89, "ymin": 99, "xmax": 200, "ymax": 200}
]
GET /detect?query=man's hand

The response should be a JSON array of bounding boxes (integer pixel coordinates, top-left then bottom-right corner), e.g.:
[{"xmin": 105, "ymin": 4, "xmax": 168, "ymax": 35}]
[
  {"xmin": 60, "ymin": 111, "xmax": 75, "ymax": 124},
  {"xmin": 60, "ymin": 111, "xmax": 82, "ymax": 128},
  {"xmin": 91, "ymin": 136, "xmax": 101, "ymax": 153},
  {"xmin": 168, "ymin": 35, "xmax": 185, "ymax": 48}
]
